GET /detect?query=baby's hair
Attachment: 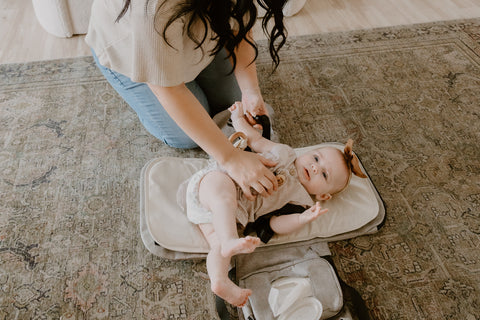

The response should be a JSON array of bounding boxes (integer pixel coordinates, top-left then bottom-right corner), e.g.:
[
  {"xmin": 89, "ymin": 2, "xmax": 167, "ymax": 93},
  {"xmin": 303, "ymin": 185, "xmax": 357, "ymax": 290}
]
[
  {"xmin": 333, "ymin": 139, "xmax": 367, "ymax": 195},
  {"xmin": 343, "ymin": 139, "xmax": 367, "ymax": 179}
]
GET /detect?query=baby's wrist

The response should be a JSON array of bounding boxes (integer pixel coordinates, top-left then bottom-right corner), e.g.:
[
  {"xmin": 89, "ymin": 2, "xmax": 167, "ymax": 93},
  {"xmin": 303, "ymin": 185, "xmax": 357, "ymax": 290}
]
[
  {"xmin": 297, "ymin": 213, "xmax": 306, "ymax": 226},
  {"xmin": 231, "ymin": 117, "xmax": 249, "ymax": 129}
]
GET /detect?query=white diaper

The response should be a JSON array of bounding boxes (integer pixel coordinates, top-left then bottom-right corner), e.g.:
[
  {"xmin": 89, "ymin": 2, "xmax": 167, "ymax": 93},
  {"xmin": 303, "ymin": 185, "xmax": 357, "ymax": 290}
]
[{"xmin": 184, "ymin": 163, "xmax": 221, "ymax": 224}]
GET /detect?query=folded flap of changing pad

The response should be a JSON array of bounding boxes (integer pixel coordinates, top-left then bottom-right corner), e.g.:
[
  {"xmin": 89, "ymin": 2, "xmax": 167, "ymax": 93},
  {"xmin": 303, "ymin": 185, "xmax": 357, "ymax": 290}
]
[{"xmin": 141, "ymin": 143, "xmax": 381, "ymax": 254}]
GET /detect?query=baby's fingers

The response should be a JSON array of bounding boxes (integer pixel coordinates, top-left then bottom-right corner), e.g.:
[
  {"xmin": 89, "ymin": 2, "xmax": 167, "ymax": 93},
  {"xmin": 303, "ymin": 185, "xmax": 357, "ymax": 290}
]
[{"xmin": 313, "ymin": 202, "xmax": 328, "ymax": 215}]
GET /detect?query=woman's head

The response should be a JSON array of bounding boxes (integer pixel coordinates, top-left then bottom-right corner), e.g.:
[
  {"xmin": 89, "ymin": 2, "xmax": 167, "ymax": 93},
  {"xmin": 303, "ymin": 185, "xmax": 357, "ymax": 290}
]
[
  {"xmin": 116, "ymin": 0, "xmax": 288, "ymax": 71},
  {"xmin": 294, "ymin": 140, "xmax": 367, "ymax": 200}
]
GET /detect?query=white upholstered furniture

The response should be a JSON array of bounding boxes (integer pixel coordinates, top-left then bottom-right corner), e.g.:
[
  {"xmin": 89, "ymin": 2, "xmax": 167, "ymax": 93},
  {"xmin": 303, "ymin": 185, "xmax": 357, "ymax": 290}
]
[
  {"xmin": 32, "ymin": 0, "xmax": 307, "ymax": 38},
  {"xmin": 32, "ymin": 0, "xmax": 94, "ymax": 38}
]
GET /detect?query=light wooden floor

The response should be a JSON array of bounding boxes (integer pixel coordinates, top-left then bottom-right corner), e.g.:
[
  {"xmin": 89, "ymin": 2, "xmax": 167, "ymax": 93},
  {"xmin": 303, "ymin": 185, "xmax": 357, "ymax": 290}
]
[{"xmin": 1, "ymin": 0, "xmax": 480, "ymax": 64}]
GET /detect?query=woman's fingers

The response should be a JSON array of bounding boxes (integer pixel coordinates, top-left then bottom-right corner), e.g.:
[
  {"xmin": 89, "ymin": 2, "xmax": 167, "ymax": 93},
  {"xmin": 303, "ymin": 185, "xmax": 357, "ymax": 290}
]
[
  {"xmin": 250, "ymin": 176, "xmax": 274, "ymax": 198},
  {"xmin": 224, "ymin": 150, "xmax": 278, "ymax": 201},
  {"xmin": 240, "ymin": 184, "xmax": 255, "ymax": 201},
  {"xmin": 240, "ymin": 175, "xmax": 274, "ymax": 200},
  {"xmin": 245, "ymin": 112, "xmax": 257, "ymax": 126},
  {"xmin": 257, "ymin": 155, "xmax": 278, "ymax": 191},
  {"xmin": 259, "ymin": 177, "xmax": 274, "ymax": 195},
  {"xmin": 250, "ymin": 181, "xmax": 266, "ymax": 198}
]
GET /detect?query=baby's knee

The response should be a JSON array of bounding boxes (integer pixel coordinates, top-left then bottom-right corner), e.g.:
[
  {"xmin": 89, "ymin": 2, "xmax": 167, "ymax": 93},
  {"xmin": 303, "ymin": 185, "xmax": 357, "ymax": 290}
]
[
  {"xmin": 200, "ymin": 224, "xmax": 219, "ymax": 245},
  {"xmin": 201, "ymin": 171, "xmax": 236, "ymax": 196}
]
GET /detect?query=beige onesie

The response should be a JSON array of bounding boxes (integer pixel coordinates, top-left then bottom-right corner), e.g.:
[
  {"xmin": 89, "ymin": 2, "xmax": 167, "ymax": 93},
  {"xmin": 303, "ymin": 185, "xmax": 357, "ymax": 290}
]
[{"xmin": 182, "ymin": 144, "xmax": 315, "ymax": 227}]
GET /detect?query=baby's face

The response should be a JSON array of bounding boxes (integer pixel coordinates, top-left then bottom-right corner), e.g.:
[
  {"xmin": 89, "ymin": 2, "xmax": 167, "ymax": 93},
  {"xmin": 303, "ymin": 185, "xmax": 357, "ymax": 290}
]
[{"xmin": 294, "ymin": 147, "xmax": 349, "ymax": 199}]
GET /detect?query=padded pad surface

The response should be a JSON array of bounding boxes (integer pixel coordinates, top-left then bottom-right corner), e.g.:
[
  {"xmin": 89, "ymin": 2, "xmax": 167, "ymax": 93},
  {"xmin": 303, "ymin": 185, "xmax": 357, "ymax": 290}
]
[{"xmin": 141, "ymin": 143, "xmax": 380, "ymax": 254}]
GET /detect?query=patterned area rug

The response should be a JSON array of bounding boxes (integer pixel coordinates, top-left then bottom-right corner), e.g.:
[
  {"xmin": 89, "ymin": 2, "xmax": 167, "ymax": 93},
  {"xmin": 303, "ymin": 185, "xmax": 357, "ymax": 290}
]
[{"xmin": 1, "ymin": 19, "xmax": 480, "ymax": 319}]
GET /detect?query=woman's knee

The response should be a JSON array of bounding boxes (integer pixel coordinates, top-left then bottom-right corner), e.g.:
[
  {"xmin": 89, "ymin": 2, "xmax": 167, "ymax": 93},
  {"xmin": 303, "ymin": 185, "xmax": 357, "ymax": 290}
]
[
  {"xmin": 158, "ymin": 133, "xmax": 199, "ymax": 149},
  {"xmin": 92, "ymin": 50, "xmax": 208, "ymax": 150}
]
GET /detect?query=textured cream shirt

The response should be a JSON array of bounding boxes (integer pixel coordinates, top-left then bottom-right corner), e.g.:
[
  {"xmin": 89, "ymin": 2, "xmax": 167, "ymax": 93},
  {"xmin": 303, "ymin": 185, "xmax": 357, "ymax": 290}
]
[{"xmin": 85, "ymin": 0, "xmax": 218, "ymax": 86}]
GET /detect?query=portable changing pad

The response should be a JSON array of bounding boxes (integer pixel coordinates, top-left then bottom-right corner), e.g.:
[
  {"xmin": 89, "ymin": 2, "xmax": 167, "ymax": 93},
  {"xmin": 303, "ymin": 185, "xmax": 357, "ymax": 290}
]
[{"xmin": 140, "ymin": 142, "xmax": 385, "ymax": 259}]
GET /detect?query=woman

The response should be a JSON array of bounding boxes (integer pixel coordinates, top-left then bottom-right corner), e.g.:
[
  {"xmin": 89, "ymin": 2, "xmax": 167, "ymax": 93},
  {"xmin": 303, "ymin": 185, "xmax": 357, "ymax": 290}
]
[{"xmin": 86, "ymin": 0, "xmax": 288, "ymax": 198}]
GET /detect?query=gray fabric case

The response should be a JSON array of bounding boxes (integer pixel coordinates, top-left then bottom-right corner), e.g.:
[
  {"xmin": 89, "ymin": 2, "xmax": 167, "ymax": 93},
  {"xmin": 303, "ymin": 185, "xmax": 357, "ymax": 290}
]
[
  {"xmin": 139, "ymin": 143, "xmax": 385, "ymax": 319},
  {"xmin": 235, "ymin": 240, "xmax": 342, "ymax": 320}
]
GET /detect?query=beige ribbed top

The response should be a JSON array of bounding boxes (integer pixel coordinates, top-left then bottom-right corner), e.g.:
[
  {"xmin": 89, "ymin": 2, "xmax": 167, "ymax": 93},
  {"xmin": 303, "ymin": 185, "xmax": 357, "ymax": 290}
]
[{"xmin": 85, "ymin": 0, "xmax": 218, "ymax": 87}]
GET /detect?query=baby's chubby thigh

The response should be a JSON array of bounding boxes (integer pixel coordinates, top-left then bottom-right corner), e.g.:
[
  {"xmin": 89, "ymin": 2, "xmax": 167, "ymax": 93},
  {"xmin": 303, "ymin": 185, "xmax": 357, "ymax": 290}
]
[{"xmin": 198, "ymin": 170, "xmax": 238, "ymax": 212}]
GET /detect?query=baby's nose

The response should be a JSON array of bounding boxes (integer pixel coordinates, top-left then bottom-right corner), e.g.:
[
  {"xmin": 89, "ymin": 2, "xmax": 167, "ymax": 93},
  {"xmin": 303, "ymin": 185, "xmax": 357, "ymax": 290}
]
[{"xmin": 311, "ymin": 164, "xmax": 318, "ymax": 174}]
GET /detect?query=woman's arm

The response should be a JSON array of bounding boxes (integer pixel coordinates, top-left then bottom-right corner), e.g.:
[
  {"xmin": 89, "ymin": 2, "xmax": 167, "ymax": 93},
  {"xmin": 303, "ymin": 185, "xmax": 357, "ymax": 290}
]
[
  {"xmin": 233, "ymin": 32, "xmax": 267, "ymax": 120},
  {"xmin": 148, "ymin": 83, "xmax": 233, "ymax": 163},
  {"xmin": 148, "ymin": 83, "xmax": 278, "ymax": 199}
]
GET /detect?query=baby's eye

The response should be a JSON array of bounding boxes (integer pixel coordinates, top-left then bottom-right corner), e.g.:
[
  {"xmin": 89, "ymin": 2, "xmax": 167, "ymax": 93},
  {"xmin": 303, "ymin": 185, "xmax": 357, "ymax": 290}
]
[
  {"xmin": 314, "ymin": 156, "xmax": 319, "ymax": 162},
  {"xmin": 322, "ymin": 172, "xmax": 327, "ymax": 179}
]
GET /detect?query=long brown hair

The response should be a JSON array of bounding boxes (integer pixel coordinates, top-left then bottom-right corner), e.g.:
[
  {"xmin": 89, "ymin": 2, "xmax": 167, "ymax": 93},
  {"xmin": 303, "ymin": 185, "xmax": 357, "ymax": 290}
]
[{"xmin": 116, "ymin": 0, "xmax": 288, "ymax": 71}]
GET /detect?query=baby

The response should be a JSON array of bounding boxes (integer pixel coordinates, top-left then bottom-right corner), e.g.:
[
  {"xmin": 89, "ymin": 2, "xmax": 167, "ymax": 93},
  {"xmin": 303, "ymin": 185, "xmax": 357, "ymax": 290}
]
[{"xmin": 183, "ymin": 101, "xmax": 366, "ymax": 307}]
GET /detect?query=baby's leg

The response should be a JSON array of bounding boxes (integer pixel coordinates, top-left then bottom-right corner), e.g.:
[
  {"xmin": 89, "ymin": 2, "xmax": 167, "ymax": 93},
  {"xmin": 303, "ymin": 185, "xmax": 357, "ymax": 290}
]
[
  {"xmin": 199, "ymin": 223, "xmax": 251, "ymax": 307},
  {"xmin": 199, "ymin": 170, "xmax": 260, "ymax": 257}
]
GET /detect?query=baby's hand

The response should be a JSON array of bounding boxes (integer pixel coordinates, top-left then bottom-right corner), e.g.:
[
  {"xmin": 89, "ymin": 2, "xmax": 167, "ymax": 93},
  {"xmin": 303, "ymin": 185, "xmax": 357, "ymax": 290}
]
[
  {"xmin": 229, "ymin": 102, "xmax": 262, "ymax": 131},
  {"xmin": 229, "ymin": 102, "xmax": 244, "ymax": 121},
  {"xmin": 299, "ymin": 202, "xmax": 328, "ymax": 225}
]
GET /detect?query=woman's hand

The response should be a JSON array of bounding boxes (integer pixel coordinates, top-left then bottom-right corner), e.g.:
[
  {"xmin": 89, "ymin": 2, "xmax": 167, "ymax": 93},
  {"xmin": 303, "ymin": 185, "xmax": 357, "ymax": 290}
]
[
  {"xmin": 241, "ymin": 89, "xmax": 268, "ymax": 127},
  {"xmin": 148, "ymin": 84, "xmax": 275, "ymax": 199},
  {"xmin": 222, "ymin": 148, "xmax": 278, "ymax": 200}
]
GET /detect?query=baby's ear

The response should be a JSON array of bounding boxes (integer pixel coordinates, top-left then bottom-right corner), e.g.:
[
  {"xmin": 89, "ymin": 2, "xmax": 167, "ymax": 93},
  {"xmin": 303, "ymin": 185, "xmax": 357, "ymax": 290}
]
[{"xmin": 316, "ymin": 193, "xmax": 331, "ymax": 201}]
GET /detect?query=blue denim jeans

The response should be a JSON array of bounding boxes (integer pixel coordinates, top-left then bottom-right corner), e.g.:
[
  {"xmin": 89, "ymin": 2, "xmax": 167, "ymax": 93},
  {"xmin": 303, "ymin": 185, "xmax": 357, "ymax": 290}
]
[{"xmin": 91, "ymin": 49, "xmax": 241, "ymax": 148}]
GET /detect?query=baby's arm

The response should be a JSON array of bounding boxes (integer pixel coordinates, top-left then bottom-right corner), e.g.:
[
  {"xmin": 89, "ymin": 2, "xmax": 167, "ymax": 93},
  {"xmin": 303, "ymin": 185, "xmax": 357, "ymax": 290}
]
[
  {"xmin": 229, "ymin": 102, "xmax": 277, "ymax": 154},
  {"xmin": 269, "ymin": 202, "xmax": 328, "ymax": 235}
]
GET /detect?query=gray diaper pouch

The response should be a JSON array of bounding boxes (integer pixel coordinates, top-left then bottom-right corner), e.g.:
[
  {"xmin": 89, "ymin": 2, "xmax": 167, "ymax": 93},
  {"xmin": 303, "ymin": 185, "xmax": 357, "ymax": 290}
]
[{"xmin": 235, "ymin": 239, "xmax": 343, "ymax": 320}]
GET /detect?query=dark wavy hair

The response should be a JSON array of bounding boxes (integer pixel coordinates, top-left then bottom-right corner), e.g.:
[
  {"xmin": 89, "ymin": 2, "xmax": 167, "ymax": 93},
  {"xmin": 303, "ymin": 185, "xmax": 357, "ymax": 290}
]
[{"xmin": 116, "ymin": 0, "xmax": 287, "ymax": 71}]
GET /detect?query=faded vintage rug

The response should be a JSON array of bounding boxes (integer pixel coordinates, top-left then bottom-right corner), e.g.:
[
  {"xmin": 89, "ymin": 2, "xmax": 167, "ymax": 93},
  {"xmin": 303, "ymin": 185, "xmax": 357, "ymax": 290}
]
[{"xmin": 1, "ymin": 19, "xmax": 480, "ymax": 319}]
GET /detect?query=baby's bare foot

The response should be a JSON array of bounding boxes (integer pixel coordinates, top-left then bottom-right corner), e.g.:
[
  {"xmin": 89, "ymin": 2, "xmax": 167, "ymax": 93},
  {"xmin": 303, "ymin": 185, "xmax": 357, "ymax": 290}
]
[
  {"xmin": 211, "ymin": 278, "xmax": 252, "ymax": 307},
  {"xmin": 221, "ymin": 236, "xmax": 260, "ymax": 257}
]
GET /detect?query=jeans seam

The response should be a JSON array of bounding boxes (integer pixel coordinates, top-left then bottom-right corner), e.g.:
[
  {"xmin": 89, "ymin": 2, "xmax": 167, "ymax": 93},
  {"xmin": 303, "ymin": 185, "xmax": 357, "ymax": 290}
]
[{"xmin": 104, "ymin": 68, "xmax": 126, "ymax": 87}]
